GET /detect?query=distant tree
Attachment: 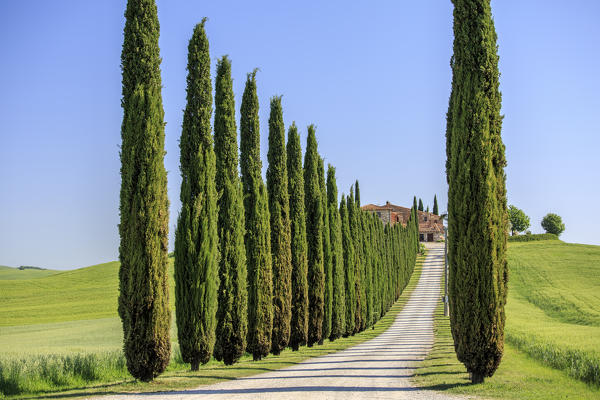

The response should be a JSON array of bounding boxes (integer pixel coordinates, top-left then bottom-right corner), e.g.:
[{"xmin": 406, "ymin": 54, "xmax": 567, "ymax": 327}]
[
  {"xmin": 213, "ymin": 56, "xmax": 248, "ymax": 366},
  {"xmin": 304, "ymin": 125, "xmax": 325, "ymax": 346},
  {"xmin": 266, "ymin": 96, "xmax": 292, "ymax": 355},
  {"xmin": 286, "ymin": 122, "xmax": 309, "ymax": 351},
  {"xmin": 174, "ymin": 20, "xmax": 218, "ymax": 371},
  {"xmin": 446, "ymin": 0, "xmax": 508, "ymax": 384},
  {"xmin": 355, "ymin": 180, "xmax": 361, "ymax": 207},
  {"xmin": 118, "ymin": 0, "xmax": 171, "ymax": 381},
  {"xmin": 240, "ymin": 70, "xmax": 273, "ymax": 361},
  {"xmin": 418, "ymin": 198, "xmax": 424, "ymax": 212},
  {"xmin": 433, "ymin": 195, "xmax": 439, "ymax": 215},
  {"xmin": 541, "ymin": 213, "xmax": 565, "ymax": 236},
  {"xmin": 319, "ymin": 157, "xmax": 332, "ymax": 344},
  {"xmin": 413, "ymin": 196, "xmax": 418, "ymax": 211},
  {"xmin": 507, "ymin": 205, "xmax": 530, "ymax": 236},
  {"xmin": 327, "ymin": 165, "xmax": 345, "ymax": 340},
  {"xmin": 426, "ymin": 206, "xmax": 429, "ymax": 213},
  {"xmin": 340, "ymin": 195, "xmax": 355, "ymax": 336}
]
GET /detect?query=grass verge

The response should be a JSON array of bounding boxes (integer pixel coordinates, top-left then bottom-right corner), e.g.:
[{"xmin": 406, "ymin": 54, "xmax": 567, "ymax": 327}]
[
  {"xmin": 414, "ymin": 244, "xmax": 600, "ymax": 400},
  {"xmin": 1, "ymin": 252, "xmax": 426, "ymax": 399}
]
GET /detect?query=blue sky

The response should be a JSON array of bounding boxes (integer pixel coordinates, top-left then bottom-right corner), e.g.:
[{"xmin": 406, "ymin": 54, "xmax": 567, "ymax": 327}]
[{"xmin": 1, "ymin": 1, "xmax": 598, "ymax": 269}]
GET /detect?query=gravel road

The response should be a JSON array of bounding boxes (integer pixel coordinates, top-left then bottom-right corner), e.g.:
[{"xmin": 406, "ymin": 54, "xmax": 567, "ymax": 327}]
[{"xmin": 99, "ymin": 242, "xmax": 467, "ymax": 400}]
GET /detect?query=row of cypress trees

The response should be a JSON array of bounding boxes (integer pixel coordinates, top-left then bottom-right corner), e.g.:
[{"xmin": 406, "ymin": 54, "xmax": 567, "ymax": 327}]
[{"xmin": 119, "ymin": 2, "xmax": 420, "ymax": 381}]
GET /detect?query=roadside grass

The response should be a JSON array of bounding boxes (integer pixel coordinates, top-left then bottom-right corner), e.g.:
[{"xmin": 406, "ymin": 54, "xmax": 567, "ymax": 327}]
[
  {"xmin": 414, "ymin": 240, "xmax": 600, "ymax": 399},
  {"xmin": 0, "ymin": 253, "xmax": 426, "ymax": 399}
]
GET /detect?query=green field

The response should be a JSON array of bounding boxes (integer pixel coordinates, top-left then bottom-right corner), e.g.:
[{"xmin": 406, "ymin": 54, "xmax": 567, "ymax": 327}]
[
  {"xmin": 0, "ymin": 252, "xmax": 425, "ymax": 398},
  {"xmin": 0, "ymin": 266, "xmax": 59, "ymax": 281},
  {"xmin": 415, "ymin": 239, "xmax": 600, "ymax": 398}
]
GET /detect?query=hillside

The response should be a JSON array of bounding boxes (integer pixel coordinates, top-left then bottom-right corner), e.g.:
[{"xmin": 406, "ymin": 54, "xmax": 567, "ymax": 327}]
[{"xmin": 0, "ymin": 265, "xmax": 60, "ymax": 280}]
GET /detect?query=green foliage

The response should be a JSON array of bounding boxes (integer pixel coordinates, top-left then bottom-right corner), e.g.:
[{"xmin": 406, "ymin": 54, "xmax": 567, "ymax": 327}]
[
  {"xmin": 508, "ymin": 205, "xmax": 530, "ymax": 235},
  {"xmin": 240, "ymin": 70, "xmax": 273, "ymax": 361},
  {"xmin": 418, "ymin": 198, "xmax": 423, "ymax": 212},
  {"xmin": 339, "ymin": 196, "xmax": 355, "ymax": 336},
  {"xmin": 433, "ymin": 194, "xmax": 439, "ymax": 215},
  {"xmin": 320, "ymin": 158, "xmax": 333, "ymax": 344},
  {"xmin": 118, "ymin": 0, "xmax": 171, "ymax": 381},
  {"xmin": 541, "ymin": 213, "xmax": 565, "ymax": 236},
  {"xmin": 213, "ymin": 56, "xmax": 248, "ymax": 366},
  {"xmin": 304, "ymin": 125, "xmax": 325, "ymax": 346},
  {"xmin": 327, "ymin": 165, "xmax": 345, "ymax": 340},
  {"xmin": 446, "ymin": 0, "xmax": 508, "ymax": 383},
  {"xmin": 286, "ymin": 122, "xmax": 308, "ymax": 351},
  {"xmin": 507, "ymin": 233, "xmax": 558, "ymax": 242},
  {"xmin": 266, "ymin": 96, "xmax": 292, "ymax": 355},
  {"xmin": 174, "ymin": 20, "xmax": 219, "ymax": 370},
  {"xmin": 347, "ymin": 188, "xmax": 364, "ymax": 333}
]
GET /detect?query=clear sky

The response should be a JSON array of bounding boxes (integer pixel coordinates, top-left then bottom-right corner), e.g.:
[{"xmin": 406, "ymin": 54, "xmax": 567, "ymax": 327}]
[{"xmin": 1, "ymin": 1, "xmax": 598, "ymax": 270}]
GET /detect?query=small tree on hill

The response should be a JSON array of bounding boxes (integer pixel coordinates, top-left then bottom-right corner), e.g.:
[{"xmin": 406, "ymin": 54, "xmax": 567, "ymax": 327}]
[
  {"xmin": 507, "ymin": 205, "xmax": 530, "ymax": 236},
  {"xmin": 418, "ymin": 198, "xmax": 424, "ymax": 212},
  {"xmin": 433, "ymin": 195, "xmax": 439, "ymax": 215},
  {"xmin": 541, "ymin": 213, "xmax": 565, "ymax": 236}
]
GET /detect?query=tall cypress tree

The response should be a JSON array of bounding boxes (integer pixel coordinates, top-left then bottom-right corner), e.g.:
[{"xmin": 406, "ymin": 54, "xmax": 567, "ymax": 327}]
[
  {"xmin": 327, "ymin": 165, "xmax": 345, "ymax": 340},
  {"xmin": 267, "ymin": 96, "xmax": 292, "ymax": 355},
  {"xmin": 355, "ymin": 180, "xmax": 361, "ymax": 208},
  {"xmin": 319, "ymin": 157, "xmax": 332, "ymax": 344},
  {"xmin": 446, "ymin": 0, "xmax": 508, "ymax": 383},
  {"xmin": 418, "ymin": 198, "xmax": 424, "ymax": 212},
  {"xmin": 413, "ymin": 196, "xmax": 418, "ymax": 211},
  {"xmin": 304, "ymin": 125, "xmax": 324, "ymax": 346},
  {"xmin": 174, "ymin": 20, "xmax": 218, "ymax": 371},
  {"xmin": 240, "ymin": 71, "xmax": 273, "ymax": 361},
  {"xmin": 118, "ymin": 0, "xmax": 170, "ymax": 381},
  {"xmin": 213, "ymin": 56, "xmax": 248, "ymax": 366},
  {"xmin": 340, "ymin": 195, "xmax": 355, "ymax": 336},
  {"xmin": 433, "ymin": 194, "xmax": 439, "ymax": 215},
  {"xmin": 287, "ymin": 122, "xmax": 309, "ymax": 351},
  {"xmin": 347, "ymin": 188, "xmax": 363, "ymax": 333}
]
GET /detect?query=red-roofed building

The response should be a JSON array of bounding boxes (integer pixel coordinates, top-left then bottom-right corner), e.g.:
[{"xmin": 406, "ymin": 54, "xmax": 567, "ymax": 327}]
[{"xmin": 362, "ymin": 201, "xmax": 445, "ymax": 242}]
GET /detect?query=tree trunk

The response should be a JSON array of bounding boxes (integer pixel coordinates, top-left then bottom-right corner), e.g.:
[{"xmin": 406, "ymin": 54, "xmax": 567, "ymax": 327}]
[
  {"xmin": 191, "ymin": 361, "xmax": 200, "ymax": 371},
  {"xmin": 470, "ymin": 372, "xmax": 485, "ymax": 384}
]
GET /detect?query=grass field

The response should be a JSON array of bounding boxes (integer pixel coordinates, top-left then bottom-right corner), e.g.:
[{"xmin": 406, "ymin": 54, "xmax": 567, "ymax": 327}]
[
  {"xmin": 0, "ymin": 253, "xmax": 425, "ymax": 398},
  {"xmin": 0, "ymin": 266, "xmax": 59, "ymax": 281},
  {"xmin": 415, "ymin": 239, "xmax": 600, "ymax": 398}
]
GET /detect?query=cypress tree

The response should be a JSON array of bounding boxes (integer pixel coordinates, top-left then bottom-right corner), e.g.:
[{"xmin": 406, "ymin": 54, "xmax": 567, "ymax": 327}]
[
  {"xmin": 213, "ymin": 56, "xmax": 248, "ymax": 366},
  {"xmin": 304, "ymin": 125, "xmax": 324, "ymax": 346},
  {"xmin": 418, "ymin": 198, "xmax": 424, "ymax": 212},
  {"xmin": 446, "ymin": 0, "xmax": 508, "ymax": 383},
  {"xmin": 240, "ymin": 70, "xmax": 273, "ymax": 361},
  {"xmin": 340, "ymin": 195, "xmax": 355, "ymax": 336},
  {"xmin": 355, "ymin": 180, "xmax": 361, "ymax": 207},
  {"xmin": 267, "ymin": 96, "xmax": 292, "ymax": 355},
  {"xmin": 287, "ymin": 122, "xmax": 309, "ymax": 351},
  {"xmin": 327, "ymin": 165, "xmax": 345, "ymax": 340},
  {"xmin": 413, "ymin": 196, "xmax": 418, "ymax": 211},
  {"xmin": 433, "ymin": 194, "xmax": 439, "ymax": 215},
  {"xmin": 319, "ymin": 157, "xmax": 332, "ymax": 344},
  {"xmin": 362, "ymin": 211, "xmax": 373, "ymax": 327},
  {"xmin": 174, "ymin": 20, "xmax": 218, "ymax": 371},
  {"xmin": 118, "ymin": 0, "xmax": 170, "ymax": 381},
  {"xmin": 347, "ymin": 188, "xmax": 363, "ymax": 332}
]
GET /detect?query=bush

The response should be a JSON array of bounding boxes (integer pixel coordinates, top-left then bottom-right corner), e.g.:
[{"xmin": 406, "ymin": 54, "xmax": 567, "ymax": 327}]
[{"xmin": 508, "ymin": 233, "xmax": 559, "ymax": 242}]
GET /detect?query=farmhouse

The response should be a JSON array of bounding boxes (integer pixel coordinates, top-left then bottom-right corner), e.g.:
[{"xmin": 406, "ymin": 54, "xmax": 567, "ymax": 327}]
[{"xmin": 361, "ymin": 201, "xmax": 445, "ymax": 242}]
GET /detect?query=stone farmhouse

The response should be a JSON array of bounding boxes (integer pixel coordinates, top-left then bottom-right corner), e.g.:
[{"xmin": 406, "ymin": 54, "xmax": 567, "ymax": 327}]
[{"xmin": 361, "ymin": 201, "xmax": 445, "ymax": 242}]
